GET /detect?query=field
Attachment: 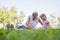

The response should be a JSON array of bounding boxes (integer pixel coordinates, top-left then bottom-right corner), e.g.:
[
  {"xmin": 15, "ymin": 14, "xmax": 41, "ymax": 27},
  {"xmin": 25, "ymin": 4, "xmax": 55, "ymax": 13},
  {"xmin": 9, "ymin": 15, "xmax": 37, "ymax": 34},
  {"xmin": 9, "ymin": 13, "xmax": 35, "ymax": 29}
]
[{"xmin": 0, "ymin": 28, "xmax": 60, "ymax": 40}]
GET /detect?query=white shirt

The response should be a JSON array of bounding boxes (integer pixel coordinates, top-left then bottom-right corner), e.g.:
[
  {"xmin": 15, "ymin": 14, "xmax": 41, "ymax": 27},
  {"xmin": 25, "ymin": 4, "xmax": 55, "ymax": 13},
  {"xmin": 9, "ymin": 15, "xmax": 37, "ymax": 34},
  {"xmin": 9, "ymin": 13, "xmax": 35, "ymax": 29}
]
[{"xmin": 24, "ymin": 16, "xmax": 39, "ymax": 28}]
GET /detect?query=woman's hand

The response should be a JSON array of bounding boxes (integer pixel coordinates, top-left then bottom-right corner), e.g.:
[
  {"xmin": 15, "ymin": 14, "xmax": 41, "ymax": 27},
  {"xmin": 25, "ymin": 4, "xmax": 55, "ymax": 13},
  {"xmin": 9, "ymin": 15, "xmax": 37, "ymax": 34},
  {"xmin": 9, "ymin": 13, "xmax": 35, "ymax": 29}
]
[{"xmin": 26, "ymin": 16, "xmax": 33, "ymax": 29}]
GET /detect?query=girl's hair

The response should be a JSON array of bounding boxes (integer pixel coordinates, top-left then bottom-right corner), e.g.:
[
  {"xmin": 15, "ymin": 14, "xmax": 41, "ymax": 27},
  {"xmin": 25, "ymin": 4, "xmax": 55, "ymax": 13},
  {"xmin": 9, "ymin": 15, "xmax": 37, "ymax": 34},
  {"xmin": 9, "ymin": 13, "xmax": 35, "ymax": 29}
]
[{"xmin": 40, "ymin": 14, "xmax": 46, "ymax": 18}]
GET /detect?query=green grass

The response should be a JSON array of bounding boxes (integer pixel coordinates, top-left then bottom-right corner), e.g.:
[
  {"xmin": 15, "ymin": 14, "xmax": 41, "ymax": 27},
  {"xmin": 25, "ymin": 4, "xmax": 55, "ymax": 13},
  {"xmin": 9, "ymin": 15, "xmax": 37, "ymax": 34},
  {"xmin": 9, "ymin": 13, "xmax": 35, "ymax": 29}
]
[{"xmin": 0, "ymin": 28, "xmax": 60, "ymax": 40}]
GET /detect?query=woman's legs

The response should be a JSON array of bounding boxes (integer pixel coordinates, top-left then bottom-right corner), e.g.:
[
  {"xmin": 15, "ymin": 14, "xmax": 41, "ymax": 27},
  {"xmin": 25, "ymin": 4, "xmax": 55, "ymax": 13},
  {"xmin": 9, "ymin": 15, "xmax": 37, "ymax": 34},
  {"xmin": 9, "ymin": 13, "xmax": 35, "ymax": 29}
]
[{"xmin": 17, "ymin": 25, "xmax": 25, "ymax": 29}]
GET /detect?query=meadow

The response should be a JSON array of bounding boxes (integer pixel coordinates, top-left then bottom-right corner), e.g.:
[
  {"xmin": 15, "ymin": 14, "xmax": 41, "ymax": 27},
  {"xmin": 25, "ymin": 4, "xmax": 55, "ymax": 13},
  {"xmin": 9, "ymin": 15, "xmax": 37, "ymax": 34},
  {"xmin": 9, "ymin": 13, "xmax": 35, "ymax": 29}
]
[{"xmin": 0, "ymin": 28, "xmax": 60, "ymax": 40}]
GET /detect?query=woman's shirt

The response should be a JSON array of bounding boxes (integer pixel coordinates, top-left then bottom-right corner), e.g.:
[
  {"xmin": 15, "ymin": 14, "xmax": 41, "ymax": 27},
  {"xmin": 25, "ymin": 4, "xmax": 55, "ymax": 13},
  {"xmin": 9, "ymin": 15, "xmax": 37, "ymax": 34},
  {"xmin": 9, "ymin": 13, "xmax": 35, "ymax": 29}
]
[{"xmin": 25, "ymin": 16, "xmax": 40, "ymax": 28}]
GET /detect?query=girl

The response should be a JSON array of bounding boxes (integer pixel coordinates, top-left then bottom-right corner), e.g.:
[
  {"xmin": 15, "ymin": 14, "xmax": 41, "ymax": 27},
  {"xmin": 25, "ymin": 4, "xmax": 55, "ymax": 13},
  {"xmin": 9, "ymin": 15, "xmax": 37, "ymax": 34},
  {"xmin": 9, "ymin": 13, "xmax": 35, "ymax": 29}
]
[{"xmin": 40, "ymin": 14, "xmax": 50, "ymax": 29}]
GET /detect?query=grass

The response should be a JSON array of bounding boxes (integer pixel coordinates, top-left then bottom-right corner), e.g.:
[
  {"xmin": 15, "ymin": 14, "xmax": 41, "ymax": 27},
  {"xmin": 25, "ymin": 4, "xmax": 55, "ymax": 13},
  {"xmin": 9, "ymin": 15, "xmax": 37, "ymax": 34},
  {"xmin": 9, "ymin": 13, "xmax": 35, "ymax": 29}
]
[{"xmin": 0, "ymin": 28, "xmax": 60, "ymax": 40}]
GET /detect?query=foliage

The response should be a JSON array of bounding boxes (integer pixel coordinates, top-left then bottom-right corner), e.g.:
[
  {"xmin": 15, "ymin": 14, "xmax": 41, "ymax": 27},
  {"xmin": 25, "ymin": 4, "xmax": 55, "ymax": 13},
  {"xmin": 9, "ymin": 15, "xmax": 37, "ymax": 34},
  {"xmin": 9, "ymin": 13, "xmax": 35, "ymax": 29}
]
[
  {"xmin": 0, "ymin": 28, "xmax": 7, "ymax": 40},
  {"xmin": 0, "ymin": 28, "xmax": 60, "ymax": 40},
  {"xmin": 0, "ymin": 7, "xmax": 18, "ymax": 23},
  {"xmin": 50, "ymin": 14, "xmax": 60, "ymax": 29}
]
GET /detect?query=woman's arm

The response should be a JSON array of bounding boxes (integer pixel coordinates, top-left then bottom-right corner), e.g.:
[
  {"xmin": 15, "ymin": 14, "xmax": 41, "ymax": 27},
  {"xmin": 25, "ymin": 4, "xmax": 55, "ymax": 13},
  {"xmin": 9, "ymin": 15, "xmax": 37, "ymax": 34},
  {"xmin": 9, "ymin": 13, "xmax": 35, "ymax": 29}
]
[
  {"xmin": 39, "ymin": 19, "xmax": 43, "ymax": 25},
  {"xmin": 26, "ymin": 16, "xmax": 33, "ymax": 29}
]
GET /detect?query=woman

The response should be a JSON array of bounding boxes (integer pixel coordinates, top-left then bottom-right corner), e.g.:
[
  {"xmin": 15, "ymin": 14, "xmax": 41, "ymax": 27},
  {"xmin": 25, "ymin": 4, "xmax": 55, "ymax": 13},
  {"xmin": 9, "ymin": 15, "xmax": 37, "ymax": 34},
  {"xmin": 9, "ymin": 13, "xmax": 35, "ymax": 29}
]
[{"xmin": 17, "ymin": 11, "xmax": 42, "ymax": 29}]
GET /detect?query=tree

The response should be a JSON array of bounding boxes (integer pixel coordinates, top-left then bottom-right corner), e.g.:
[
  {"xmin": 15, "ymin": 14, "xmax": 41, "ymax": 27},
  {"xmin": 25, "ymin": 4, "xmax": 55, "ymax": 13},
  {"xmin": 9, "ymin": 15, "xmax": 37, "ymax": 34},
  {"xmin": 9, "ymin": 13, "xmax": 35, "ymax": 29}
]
[{"xmin": 0, "ymin": 6, "xmax": 18, "ymax": 28}]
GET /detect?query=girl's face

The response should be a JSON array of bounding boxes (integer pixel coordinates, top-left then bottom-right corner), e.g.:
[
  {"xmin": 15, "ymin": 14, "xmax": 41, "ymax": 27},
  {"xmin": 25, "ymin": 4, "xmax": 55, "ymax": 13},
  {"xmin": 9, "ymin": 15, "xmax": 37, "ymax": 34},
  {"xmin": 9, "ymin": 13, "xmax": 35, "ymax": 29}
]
[{"xmin": 41, "ymin": 16, "xmax": 46, "ymax": 21}]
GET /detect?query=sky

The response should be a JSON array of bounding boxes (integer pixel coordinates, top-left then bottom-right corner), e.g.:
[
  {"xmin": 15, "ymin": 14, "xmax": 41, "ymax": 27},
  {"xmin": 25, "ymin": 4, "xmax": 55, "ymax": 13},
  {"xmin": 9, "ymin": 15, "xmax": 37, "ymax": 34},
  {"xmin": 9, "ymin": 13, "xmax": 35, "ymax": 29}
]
[{"xmin": 0, "ymin": 0, "xmax": 60, "ymax": 17}]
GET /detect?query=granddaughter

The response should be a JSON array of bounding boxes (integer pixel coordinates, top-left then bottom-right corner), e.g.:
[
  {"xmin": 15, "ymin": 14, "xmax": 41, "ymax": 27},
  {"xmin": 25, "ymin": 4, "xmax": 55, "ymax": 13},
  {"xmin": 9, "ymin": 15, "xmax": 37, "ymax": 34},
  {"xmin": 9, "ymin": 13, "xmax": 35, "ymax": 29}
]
[{"xmin": 40, "ymin": 14, "xmax": 50, "ymax": 29}]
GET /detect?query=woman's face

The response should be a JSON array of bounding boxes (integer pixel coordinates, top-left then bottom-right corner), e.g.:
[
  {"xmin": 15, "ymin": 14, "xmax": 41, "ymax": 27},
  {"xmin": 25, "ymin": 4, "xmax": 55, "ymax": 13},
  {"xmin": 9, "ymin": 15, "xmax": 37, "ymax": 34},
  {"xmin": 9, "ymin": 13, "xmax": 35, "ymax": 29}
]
[{"xmin": 32, "ymin": 14, "xmax": 38, "ymax": 20}]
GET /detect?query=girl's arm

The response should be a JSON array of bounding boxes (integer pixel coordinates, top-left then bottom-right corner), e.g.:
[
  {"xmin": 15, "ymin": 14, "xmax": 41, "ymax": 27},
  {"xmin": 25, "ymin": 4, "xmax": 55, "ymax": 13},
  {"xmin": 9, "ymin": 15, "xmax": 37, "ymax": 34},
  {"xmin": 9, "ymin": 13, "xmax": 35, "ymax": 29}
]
[{"xmin": 47, "ymin": 22, "xmax": 51, "ymax": 28}]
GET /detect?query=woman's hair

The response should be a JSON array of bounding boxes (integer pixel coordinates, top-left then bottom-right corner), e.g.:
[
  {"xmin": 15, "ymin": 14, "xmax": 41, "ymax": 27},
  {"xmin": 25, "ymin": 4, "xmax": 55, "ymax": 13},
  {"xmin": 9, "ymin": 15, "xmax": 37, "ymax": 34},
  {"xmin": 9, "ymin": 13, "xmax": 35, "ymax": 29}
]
[
  {"xmin": 32, "ymin": 11, "xmax": 38, "ymax": 16},
  {"xmin": 40, "ymin": 14, "xmax": 46, "ymax": 18}
]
